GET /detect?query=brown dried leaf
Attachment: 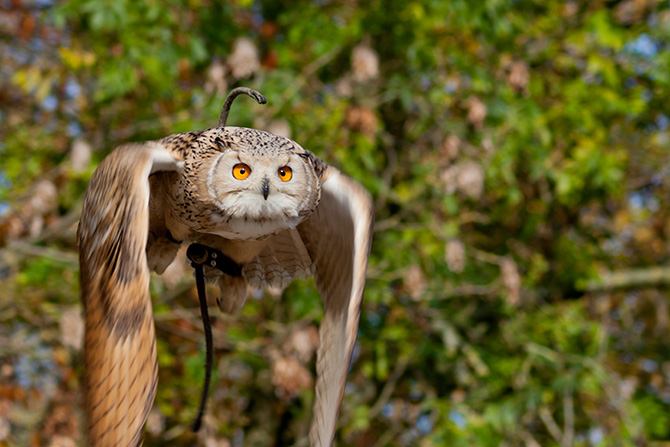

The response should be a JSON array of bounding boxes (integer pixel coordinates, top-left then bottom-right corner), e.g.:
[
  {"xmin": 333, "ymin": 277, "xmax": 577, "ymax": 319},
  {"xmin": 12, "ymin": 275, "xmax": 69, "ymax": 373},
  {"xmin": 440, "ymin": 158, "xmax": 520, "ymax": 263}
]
[
  {"xmin": 404, "ymin": 265, "xmax": 426, "ymax": 301},
  {"xmin": 42, "ymin": 400, "xmax": 78, "ymax": 440},
  {"xmin": 28, "ymin": 180, "xmax": 57, "ymax": 213},
  {"xmin": 0, "ymin": 12, "xmax": 19, "ymax": 37},
  {"xmin": 271, "ymin": 356, "xmax": 313, "ymax": 400},
  {"xmin": 345, "ymin": 106, "xmax": 378, "ymax": 138},
  {"xmin": 563, "ymin": 1, "xmax": 579, "ymax": 17},
  {"xmin": 440, "ymin": 165, "xmax": 459, "ymax": 195},
  {"xmin": 507, "ymin": 61, "xmax": 529, "ymax": 91},
  {"xmin": 501, "ymin": 257, "xmax": 521, "ymax": 306},
  {"xmin": 205, "ymin": 59, "xmax": 228, "ymax": 96},
  {"xmin": 620, "ymin": 377, "xmax": 638, "ymax": 400},
  {"xmin": 351, "ymin": 44, "xmax": 379, "ymax": 82},
  {"xmin": 456, "ymin": 161, "xmax": 484, "ymax": 199},
  {"xmin": 284, "ymin": 326, "xmax": 319, "ymax": 363},
  {"xmin": 441, "ymin": 135, "xmax": 461, "ymax": 161},
  {"xmin": 0, "ymin": 415, "xmax": 9, "ymax": 441},
  {"xmin": 613, "ymin": 0, "xmax": 647, "ymax": 24},
  {"xmin": 69, "ymin": 140, "xmax": 91, "ymax": 172},
  {"xmin": 261, "ymin": 50, "xmax": 279, "ymax": 70},
  {"xmin": 227, "ymin": 38, "xmax": 260, "ymax": 79},
  {"xmin": 466, "ymin": 96, "xmax": 487, "ymax": 130},
  {"xmin": 260, "ymin": 21, "xmax": 279, "ymax": 39},
  {"xmin": 451, "ymin": 389, "xmax": 466, "ymax": 404},
  {"xmin": 336, "ymin": 75, "xmax": 353, "ymax": 97},
  {"xmin": 445, "ymin": 239, "xmax": 466, "ymax": 273},
  {"xmin": 482, "ymin": 138, "xmax": 495, "ymax": 153},
  {"xmin": 1, "ymin": 216, "xmax": 23, "ymax": 241},
  {"xmin": 29, "ymin": 215, "xmax": 45, "ymax": 237},
  {"xmin": 146, "ymin": 408, "xmax": 165, "ymax": 436}
]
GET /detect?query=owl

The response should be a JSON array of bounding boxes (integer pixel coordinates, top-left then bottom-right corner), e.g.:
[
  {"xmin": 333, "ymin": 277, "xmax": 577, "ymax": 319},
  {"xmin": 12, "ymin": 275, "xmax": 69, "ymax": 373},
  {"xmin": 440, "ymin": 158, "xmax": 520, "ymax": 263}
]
[{"xmin": 77, "ymin": 88, "xmax": 374, "ymax": 447}]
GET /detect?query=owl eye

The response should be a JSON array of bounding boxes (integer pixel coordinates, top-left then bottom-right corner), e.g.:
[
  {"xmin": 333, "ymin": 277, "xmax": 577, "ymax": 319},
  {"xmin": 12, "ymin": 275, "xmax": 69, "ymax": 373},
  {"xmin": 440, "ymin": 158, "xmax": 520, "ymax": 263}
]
[
  {"xmin": 278, "ymin": 166, "xmax": 293, "ymax": 182},
  {"xmin": 232, "ymin": 163, "xmax": 251, "ymax": 180}
]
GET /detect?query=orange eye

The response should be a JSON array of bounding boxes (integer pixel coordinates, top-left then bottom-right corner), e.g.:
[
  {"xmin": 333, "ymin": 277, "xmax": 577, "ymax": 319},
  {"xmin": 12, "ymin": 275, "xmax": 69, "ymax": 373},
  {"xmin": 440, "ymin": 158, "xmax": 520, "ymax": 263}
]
[
  {"xmin": 278, "ymin": 166, "xmax": 293, "ymax": 182},
  {"xmin": 232, "ymin": 163, "xmax": 251, "ymax": 180}
]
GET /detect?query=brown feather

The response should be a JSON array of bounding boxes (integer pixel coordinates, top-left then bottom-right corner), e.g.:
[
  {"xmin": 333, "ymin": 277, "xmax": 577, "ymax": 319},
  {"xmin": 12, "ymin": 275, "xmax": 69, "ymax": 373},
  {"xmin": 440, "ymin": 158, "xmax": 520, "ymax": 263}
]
[
  {"xmin": 78, "ymin": 143, "xmax": 181, "ymax": 447},
  {"xmin": 296, "ymin": 167, "xmax": 374, "ymax": 447}
]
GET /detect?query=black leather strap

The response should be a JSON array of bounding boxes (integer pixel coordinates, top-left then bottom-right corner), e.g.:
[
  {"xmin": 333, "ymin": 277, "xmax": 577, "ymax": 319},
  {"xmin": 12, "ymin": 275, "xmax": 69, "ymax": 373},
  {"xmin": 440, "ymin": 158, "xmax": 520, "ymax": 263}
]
[
  {"xmin": 187, "ymin": 243, "xmax": 242, "ymax": 277},
  {"xmin": 186, "ymin": 243, "xmax": 242, "ymax": 432}
]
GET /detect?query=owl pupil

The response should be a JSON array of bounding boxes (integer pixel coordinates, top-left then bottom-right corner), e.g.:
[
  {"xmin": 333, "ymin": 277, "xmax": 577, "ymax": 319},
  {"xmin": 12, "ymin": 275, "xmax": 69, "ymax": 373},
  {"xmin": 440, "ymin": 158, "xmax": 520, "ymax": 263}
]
[
  {"xmin": 240, "ymin": 168, "xmax": 246, "ymax": 174},
  {"xmin": 280, "ymin": 169, "xmax": 285, "ymax": 176}
]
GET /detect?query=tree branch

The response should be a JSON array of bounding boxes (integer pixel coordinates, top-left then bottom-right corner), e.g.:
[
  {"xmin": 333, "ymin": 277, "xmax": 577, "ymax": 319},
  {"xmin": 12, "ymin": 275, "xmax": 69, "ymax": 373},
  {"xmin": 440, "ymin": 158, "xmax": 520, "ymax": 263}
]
[
  {"xmin": 584, "ymin": 266, "xmax": 670, "ymax": 291},
  {"xmin": 539, "ymin": 406, "xmax": 563, "ymax": 444}
]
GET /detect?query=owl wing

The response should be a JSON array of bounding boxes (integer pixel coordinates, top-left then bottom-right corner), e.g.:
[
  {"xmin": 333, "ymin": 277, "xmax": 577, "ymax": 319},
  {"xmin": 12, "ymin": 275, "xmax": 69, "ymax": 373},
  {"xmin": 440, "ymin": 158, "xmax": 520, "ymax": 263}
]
[
  {"xmin": 245, "ymin": 165, "xmax": 374, "ymax": 447},
  {"xmin": 78, "ymin": 142, "xmax": 182, "ymax": 447}
]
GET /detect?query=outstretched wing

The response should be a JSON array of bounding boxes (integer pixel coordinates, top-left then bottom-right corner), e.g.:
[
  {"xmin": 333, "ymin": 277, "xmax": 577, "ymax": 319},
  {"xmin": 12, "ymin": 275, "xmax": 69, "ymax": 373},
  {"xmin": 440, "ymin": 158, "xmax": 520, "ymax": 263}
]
[
  {"xmin": 245, "ymin": 165, "xmax": 374, "ymax": 447},
  {"xmin": 78, "ymin": 142, "xmax": 182, "ymax": 447},
  {"xmin": 299, "ymin": 167, "xmax": 373, "ymax": 447}
]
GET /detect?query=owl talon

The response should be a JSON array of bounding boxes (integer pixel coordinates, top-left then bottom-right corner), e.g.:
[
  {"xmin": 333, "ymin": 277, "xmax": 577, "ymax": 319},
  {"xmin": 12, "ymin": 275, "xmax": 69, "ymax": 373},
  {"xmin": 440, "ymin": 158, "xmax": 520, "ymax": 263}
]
[
  {"xmin": 147, "ymin": 237, "xmax": 181, "ymax": 274},
  {"xmin": 216, "ymin": 274, "xmax": 248, "ymax": 314}
]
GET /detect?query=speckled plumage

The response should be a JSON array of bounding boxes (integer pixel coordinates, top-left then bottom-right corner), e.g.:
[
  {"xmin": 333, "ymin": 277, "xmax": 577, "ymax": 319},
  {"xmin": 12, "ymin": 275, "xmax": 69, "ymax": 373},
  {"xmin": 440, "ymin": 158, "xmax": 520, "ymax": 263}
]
[{"xmin": 78, "ymin": 125, "xmax": 373, "ymax": 447}]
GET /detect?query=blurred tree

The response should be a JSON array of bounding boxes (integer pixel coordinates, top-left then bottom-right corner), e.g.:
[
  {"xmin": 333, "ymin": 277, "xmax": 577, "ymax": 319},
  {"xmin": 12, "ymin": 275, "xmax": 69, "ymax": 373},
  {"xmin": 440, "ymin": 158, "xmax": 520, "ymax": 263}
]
[{"xmin": 2, "ymin": 0, "xmax": 670, "ymax": 446}]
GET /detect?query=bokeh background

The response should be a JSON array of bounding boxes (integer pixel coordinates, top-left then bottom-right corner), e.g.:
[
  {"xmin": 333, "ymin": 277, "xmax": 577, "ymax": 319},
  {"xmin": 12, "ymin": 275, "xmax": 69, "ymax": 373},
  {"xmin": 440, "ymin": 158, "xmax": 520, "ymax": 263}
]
[{"xmin": 2, "ymin": 0, "xmax": 670, "ymax": 446}]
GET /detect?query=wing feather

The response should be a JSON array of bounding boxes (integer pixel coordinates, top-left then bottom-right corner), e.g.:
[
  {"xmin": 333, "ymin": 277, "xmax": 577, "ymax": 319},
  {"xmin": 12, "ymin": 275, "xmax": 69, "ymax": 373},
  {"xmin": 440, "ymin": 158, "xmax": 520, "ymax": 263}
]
[
  {"xmin": 78, "ymin": 142, "xmax": 180, "ymax": 447},
  {"xmin": 244, "ymin": 228, "xmax": 315, "ymax": 290},
  {"xmin": 244, "ymin": 166, "xmax": 373, "ymax": 447},
  {"xmin": 296, "ymin": 167, "xmax": 374, "ymax": 447}
]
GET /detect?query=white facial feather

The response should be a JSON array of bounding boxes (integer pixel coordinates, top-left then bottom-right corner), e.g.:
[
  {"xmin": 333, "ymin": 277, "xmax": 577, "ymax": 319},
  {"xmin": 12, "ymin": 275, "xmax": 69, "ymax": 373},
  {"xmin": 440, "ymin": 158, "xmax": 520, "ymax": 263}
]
[{"xmin": 205, "ymin": 148, "xmax": 318, "ymax": 239}]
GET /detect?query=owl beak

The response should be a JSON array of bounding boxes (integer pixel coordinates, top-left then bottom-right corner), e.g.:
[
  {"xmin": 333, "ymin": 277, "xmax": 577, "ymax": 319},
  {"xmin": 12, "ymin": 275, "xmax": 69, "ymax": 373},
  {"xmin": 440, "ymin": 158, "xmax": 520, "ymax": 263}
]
[{"xmin": 261, "ymin": 178, "xmax": 270, "ymax": 200}]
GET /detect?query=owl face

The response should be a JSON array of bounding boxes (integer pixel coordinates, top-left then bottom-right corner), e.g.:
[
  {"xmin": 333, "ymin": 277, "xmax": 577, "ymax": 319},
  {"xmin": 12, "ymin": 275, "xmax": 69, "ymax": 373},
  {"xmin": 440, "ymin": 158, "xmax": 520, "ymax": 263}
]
[{"xmin": 204, "ymin": 140, "xmax": 320, "ymax": 239}]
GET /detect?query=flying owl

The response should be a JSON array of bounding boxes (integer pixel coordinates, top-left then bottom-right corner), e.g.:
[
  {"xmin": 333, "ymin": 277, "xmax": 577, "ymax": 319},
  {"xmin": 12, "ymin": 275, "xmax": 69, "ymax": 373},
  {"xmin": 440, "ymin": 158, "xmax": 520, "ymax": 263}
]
[{"xmin": 77, "ymin": 88, "xmax": 374, "ymax": 447}]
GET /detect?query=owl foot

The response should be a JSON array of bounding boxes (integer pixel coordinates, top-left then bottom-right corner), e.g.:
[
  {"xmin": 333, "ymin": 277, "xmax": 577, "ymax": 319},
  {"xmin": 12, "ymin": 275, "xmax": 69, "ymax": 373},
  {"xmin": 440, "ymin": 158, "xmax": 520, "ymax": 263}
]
[
  {"xmin": 147, "ymin": 236, "xmax": 181, "ymax": 274},
  {"xmin": 216, "ymin": 274, "xmax": 248, "ymax": 314}
]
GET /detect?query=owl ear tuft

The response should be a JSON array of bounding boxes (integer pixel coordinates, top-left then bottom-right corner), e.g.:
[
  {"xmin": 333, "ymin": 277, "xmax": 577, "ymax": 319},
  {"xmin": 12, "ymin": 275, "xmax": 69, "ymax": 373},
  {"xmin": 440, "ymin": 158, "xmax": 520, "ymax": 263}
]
[{"xmin": 217, "ymin": 87, "xmax": 267, "ymax": 127}]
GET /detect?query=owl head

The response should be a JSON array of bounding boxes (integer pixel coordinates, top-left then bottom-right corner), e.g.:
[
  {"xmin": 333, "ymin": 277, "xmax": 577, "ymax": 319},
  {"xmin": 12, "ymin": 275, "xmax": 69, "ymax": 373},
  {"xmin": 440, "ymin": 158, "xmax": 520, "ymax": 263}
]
[{"xmin": 172, "ymin": 127, "xmax": 321, "ymax": 240}]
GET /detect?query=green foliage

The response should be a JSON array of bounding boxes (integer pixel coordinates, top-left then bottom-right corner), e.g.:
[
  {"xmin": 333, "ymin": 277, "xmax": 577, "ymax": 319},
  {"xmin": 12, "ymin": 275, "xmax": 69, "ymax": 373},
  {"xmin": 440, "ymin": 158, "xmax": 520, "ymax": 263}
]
[{"xmin": 2, "ymin": 0, "xmax": 670, "ymax": 446}]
